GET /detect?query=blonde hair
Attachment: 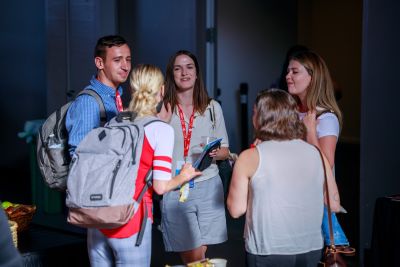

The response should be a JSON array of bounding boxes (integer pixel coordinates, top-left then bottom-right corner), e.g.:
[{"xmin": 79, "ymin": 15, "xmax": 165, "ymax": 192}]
[
  {"xmin": 128, "ymin": 64, "xmax": 164, "ymax": 117},
  {"xmin": 290, "ymin": 51, "xmax": 343, "ymax": 129}
]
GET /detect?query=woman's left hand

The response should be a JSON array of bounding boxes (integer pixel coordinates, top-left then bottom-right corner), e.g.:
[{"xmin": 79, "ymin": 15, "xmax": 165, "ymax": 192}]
[
  {"xmin": 303, "ymin": 110, "xmax": 317, "ymax": 134},
  {"xmin": 209, "ymin": 147, "xmax": 219, "ymax": 158},
  {"xmin": 303, "ymin": 110, "xmax": 320, "ymax": 146},
  {"xmin": 209, "ymin": 146, "xmax": 229, "ymax": 160}
]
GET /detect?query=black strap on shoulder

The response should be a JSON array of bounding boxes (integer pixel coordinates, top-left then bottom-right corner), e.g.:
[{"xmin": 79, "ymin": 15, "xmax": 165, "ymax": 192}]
[
  {"xmin": 135, "ymin": 170, "xmax": 153, "ymax": 246},
  {"xmin": 316, "ymin": 109, "xmax": 335, "ymax": 119},
  {"xmin": 115, "ymin": 111, "xmax": 137, "ymax": 122},
  {"xmin": 208, "ymin": 99, "xmax": 216, "ymax": 130},
  {"xmin": 54, "ymin": 105, "xmax": 64, "ymax": 136},
  {"xmin": 77, "ymin": 89, "xmax": 107, "ymax": 126}
]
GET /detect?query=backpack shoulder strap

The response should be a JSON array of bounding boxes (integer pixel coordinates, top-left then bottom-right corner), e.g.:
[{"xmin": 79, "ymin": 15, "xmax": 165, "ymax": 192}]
[
  {"xmin": 144, "ymin": 118, "xmax": 164, "ymax": 127},
  {"xmin": 133, "ymin": 116, "xmax": 164, "ymax": 247},
  {"xmin": 77, "ymin": 89, "xmax": 107, "ymax": 126},
  {"xmin": 134, "ymin": 116, "xmax": 164, "ymax": 127},
  {"xmin": 208, "ymin": 99, "xmax": 216, "ymax": 130},
  {"xmin": 316, "ymin": 109, "xmax": 335, "ymax": 119}
]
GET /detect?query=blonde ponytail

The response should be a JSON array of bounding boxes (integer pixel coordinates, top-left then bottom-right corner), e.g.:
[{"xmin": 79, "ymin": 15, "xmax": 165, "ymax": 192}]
[{"xmin": 128, "ymin": 64, "xmax": 164, "ymax": 117}]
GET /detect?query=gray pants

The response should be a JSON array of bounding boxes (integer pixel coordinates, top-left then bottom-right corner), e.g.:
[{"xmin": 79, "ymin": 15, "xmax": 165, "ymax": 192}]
[{"xmin": 246, "ymin": 249, "xmax": 322, "ymax": 267}]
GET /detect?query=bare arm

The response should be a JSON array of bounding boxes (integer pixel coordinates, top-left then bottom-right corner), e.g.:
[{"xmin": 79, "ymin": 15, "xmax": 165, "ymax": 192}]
[
  {"xmin": 227, "ymin": 148, "xmax": 259, "ymax": 218},
  {"xmin": 305, "ymin": 113, "xmax": 340, "ymax": 211},
  {"xmin": 303, "ymin": 111, "xmax": 338, "ymax": 168},
  {"xmin": 317, "ymin": 136, "xmax": 337, "ymax": 169},
  {"xmin": 153, "ymin": 163, "xmax": 202, "ymax": 195},
  {"xmin": 304, "ymin": 112, "xmax": 340, "ymax": 210},
  {"xmin": 321, "ymin": 153, "xmax": 341, "ymax": 212}
]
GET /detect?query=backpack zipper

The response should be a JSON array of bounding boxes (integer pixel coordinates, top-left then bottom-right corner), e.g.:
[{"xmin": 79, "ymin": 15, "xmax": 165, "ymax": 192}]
[
  {"xmin": 105, "ymin": 126, "xmax": 126, "ymax": 148},
  {"xmin": 108, "ymin": 124, "xmax": 139, "ymax": 199},
  {"xmin": 117, "ymin": 124, "xmax": 139, "ymax": 164},
  {"xmin": 130, "ymin": 125, "xmax": 139, "ymax": 164},
  {"xmin": 109, "ymin": 159, "xmax": 121, "ymax": 199}
]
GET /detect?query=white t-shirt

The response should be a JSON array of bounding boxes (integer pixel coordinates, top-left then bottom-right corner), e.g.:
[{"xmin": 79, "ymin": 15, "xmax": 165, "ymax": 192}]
[
  {"xmin": 298, "ymin": 111, "xmax": 339, "ymax": 139},
  {"xmin": 144, "ymin": 121, "xmax": 174, "ymax": 181}
]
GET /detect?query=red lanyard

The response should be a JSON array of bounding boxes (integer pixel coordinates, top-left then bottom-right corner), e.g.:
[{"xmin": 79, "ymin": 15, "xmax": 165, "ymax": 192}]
[
  {"xmin": 177, "ymin": 105, "xmax": 195, "ymax": 159},
  {"xmin": 115, "ymin": 90, "xmax": 123, "ymax": 112}
]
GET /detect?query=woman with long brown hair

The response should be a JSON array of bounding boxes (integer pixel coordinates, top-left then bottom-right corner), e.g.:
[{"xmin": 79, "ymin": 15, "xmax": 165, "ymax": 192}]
[{"xmin": 160, "ymin": 50, "xmax": 230, "ymax": 264}]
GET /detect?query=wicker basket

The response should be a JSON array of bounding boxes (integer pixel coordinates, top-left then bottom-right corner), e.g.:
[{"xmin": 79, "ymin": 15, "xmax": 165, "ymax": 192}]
[
  {"xmin": 6, "ymin": 205, "xmax": 36, "ymax": 232},
  {"xmin": 8, "ymin": 220, "xmax": 18, "ymax": 248}
]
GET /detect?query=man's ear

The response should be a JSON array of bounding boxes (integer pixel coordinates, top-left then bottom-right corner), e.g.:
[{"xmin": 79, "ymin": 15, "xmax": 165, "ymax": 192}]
[{"xmin": 95, "ymin": 56, "xmax": 104, "ymax": 69}]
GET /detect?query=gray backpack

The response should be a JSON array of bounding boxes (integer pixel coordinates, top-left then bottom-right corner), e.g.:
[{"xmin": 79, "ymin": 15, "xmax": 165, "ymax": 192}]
[
  {"xmin": 36, "ymin": 89, "xmax": 106, "ymax": 191},
  {"xmin": 66, "ymin": 112, "xmax": 160, "ymax": 245}
]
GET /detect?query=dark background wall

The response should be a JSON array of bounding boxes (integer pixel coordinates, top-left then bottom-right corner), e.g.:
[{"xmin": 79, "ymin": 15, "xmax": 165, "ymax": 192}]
[
  {"xmin": 0, "ymin": 0, "xmax": 118, "ymax": 206},
  {"xmin": 0, "ymin": 0, "xmax": 47, "ymax": 207},
  {"xmin": 0, "ymin": 1, "xmax": 46, "ymax": 169},
  {"xmin": 217, "ymin": 0, "xmax": 297, "ymax": 152},
  {"xmin": 360, "ymin": 0, "xmax": 400, "ymax": 265},
  {"xmin": 119, "ymin": 0, "xmax": 205, "ymax": 74},
  {"xmin": 0, "ymin": 1, "xmax": 399, "ymax": 266},
  {"xmin": 117, "ymin": 0, "xmax": 207, "ymax": 105},
  {"xmin": 46, "ymin": 0, "xmax": 117, "ymax": 112}
]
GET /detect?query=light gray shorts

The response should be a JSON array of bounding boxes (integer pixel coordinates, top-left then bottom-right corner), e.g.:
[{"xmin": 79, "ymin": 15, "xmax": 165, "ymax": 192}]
[{"xmin": 160, "ymin": 175, "xmax": 227, "ymax": 252}]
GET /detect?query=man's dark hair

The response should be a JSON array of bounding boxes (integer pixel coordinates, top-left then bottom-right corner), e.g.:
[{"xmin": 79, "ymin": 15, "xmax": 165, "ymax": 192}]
[{"xmin": 94, "ymin": 35, "xmax": 128, "ymax": 59}]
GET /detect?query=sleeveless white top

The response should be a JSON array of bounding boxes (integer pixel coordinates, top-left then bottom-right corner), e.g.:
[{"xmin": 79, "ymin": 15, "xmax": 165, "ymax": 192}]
[{"xmin": 244, "ymin": 140, "xmax": 324, "ymax": 255}]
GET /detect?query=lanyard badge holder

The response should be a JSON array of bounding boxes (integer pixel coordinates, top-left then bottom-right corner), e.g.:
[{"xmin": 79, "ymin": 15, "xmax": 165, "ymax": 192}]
[
  {"xmin": 177, "ymin": 105, "xmax": 195, "ymax": 202},
  {"xmin": 177, "ymin": 157, "xmax": 194, "ymax": 203}
]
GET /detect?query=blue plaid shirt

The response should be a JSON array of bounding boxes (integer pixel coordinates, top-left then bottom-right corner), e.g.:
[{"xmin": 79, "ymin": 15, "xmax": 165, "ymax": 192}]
[{"xmin": 66, "ymin": 76, "xmax": 123, "ymax": 155}]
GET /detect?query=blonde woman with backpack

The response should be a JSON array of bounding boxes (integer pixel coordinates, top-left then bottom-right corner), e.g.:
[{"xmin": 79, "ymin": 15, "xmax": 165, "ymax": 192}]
[{"xmin": 86, "ymin": 64, "xmax": 201, "ymax": 267}]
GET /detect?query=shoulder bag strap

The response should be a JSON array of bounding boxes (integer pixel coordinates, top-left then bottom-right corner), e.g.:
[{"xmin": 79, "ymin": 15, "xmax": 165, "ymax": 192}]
[
  {"xmin": 77, "ymin": 89, "xmax": 107, "ymax": 126},
  {"xmin": 316, "ymin": 146, "xmax": 356, "ymax": 256},
  {"xmin": 208, "ymin": 100, "xmax": 216, "ymax": 130},
  {"xmin": 315, "ymin": 146, "xmax": 335, "ymax": 248},
  {"xmin": 135, "ymin": 169, "xmax": 152, "ymax": 246},
  {"xmin": 316, "ymin": 109, "xmax": 335, "ymax": 119}
]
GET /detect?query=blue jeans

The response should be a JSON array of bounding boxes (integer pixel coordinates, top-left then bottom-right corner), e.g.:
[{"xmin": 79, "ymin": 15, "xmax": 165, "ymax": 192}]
[
  {"xmin": 87, "ymin": 219, "xmax": 152, "ymax": 267},
  {"xmin": 322, "ymin": 206, "xmax": 349, "ymax": 246}
]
